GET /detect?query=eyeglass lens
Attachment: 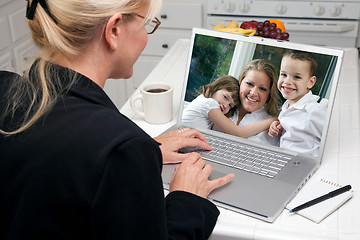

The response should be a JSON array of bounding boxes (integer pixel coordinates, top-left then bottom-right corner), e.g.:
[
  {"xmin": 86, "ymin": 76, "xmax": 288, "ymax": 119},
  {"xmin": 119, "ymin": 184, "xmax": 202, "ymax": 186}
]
[{"xmin": 145, "ymin": 22, "xmax": 155, "ymax": 34}]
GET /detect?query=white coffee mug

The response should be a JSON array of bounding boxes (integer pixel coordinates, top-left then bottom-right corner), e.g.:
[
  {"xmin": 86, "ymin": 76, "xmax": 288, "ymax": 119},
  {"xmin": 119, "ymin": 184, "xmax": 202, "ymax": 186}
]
[{"xmin": 130, "ymin": 82, "xmax": 173, "ymax": 124}]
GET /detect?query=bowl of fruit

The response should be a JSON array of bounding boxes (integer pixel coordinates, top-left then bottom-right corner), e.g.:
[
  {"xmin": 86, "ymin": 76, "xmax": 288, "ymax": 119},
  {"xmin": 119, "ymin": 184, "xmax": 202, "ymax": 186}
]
[{"xmin": 240, "ymin": 19, "xmax": 290, "ymax": 41}]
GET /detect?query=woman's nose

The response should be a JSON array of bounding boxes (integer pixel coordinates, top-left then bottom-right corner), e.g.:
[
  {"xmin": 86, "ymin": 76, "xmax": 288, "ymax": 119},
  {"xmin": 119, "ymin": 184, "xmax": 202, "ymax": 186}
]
[{"xmin": 250, "ymin": 88, "xmax": 259, "ymax": 95}]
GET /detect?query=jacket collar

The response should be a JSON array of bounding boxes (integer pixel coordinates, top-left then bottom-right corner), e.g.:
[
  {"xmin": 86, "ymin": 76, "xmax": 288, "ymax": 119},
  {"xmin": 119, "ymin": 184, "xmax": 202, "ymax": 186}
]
[
  {"xmin": 40, "ymin": 62, "xmax": 119, "ymax": 113},
  {"xmin": 69, "ymin": 72, "xmax": 119, "ymax": 112}
]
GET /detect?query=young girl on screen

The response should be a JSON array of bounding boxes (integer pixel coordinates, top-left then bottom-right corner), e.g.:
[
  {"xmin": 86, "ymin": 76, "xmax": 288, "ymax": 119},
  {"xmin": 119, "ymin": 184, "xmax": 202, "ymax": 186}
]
[{"xmin": 182, "ymin": 76, "xmax": 240, "ymax": 129}]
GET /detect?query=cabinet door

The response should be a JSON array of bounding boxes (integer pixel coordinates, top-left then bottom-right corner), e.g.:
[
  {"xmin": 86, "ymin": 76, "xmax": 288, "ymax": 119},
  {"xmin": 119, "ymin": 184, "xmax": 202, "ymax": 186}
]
[
  {"xmin": 103, "ymin": 79, "xmax": 129, "ymax": 110},
  {"xmin": 132, "ymin": 55, "xmax": 162, "ymax": 88},
  {"xmin": 8, "ymin": 7, "xmax": 30, "ymax": 42},
  {"xmin": 0, "ymin": 51, "xmax": 14, "ymax": 71},
  {"xmin": 13, "ymin": 39, "xmax": 40, "ymax": 74},
  {"xmin": 158, "ymin": 2, "xmax": 203, "ymax": 29},
  {"xmin": 142, "ymin": 28, "xmax": 191, "ymax": 56},
  {"xmin": 103, "ymin": 56, "xmax": 161, "ymax": 109},
  {"xmin": 0, "ymin": 17, "xmax": 11, "ymax": 51},
  {"xmin": 0, "ymin": 0, "xmax": 12, "ymax": 8}
]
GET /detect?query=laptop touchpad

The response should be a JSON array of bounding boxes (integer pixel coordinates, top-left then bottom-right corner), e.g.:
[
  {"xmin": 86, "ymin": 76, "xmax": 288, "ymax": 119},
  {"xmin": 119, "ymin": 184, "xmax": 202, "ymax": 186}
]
[{"xmin": 209, "ymin": 170, "xmax": 227, "ymax": 180}]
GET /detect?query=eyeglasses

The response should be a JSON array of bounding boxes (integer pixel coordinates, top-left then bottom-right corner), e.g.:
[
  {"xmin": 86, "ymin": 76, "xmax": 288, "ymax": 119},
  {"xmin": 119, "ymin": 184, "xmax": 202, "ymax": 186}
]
[{"xmin": 135, "ymin": 14, "xmax": 161, "ymax": 34}]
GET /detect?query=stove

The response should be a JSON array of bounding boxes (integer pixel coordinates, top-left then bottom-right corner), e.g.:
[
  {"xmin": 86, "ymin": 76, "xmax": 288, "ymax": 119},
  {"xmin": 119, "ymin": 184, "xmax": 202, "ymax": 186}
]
[{"xmin": 206, "ymin": 0, "xmax": 360, "ymax": 48}]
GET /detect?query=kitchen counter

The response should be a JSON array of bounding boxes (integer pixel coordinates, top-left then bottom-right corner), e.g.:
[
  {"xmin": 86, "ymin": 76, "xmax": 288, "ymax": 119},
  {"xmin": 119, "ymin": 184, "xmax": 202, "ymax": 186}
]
[{"xmin": 120, "ymin": 39, "xmax": 360, "ymax": 240}]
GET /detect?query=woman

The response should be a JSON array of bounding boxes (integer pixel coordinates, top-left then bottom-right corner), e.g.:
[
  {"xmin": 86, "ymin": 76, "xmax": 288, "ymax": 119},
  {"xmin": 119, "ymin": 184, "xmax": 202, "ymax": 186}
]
[
  {"xmin": 212, "ymin": 59, "xmax": 281, "ymax": 146},
  {"xmin": 0, "ymin": 0, "xmax": 233, "ymax": 239}
]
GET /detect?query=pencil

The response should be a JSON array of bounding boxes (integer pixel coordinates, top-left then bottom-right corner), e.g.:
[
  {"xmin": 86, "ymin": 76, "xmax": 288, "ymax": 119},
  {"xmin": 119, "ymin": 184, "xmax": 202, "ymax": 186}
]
[{"xmin": 289, "ymin": 185, "xmax": 352, "ymax": 213}]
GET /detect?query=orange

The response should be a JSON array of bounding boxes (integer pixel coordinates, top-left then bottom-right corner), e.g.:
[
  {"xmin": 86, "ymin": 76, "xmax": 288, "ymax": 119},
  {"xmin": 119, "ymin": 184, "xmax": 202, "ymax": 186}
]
[{"xmin": 269, "ymin": 19, "xmax": 286, "ymax": 32}]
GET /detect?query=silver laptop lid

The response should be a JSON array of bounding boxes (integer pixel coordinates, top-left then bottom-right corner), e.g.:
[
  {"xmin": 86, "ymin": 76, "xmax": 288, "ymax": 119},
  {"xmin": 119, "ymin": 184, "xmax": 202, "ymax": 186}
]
[{"xmin": 178, "ymin": 28, "xmax": 344, "ymax": 162}]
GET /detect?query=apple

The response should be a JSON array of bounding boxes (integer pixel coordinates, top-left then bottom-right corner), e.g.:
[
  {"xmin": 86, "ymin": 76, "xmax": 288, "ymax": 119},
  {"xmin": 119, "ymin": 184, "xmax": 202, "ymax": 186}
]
[{"xmin": 240, "ymin": 21, "xmax": 257, "ymax": 29}]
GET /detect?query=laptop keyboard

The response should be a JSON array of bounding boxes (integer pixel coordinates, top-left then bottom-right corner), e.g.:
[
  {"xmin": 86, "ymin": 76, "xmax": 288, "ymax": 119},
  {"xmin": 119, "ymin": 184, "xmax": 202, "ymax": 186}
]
[{"xmin": 182, "ymin": 133, "xmax": 292, "ymax": 178}]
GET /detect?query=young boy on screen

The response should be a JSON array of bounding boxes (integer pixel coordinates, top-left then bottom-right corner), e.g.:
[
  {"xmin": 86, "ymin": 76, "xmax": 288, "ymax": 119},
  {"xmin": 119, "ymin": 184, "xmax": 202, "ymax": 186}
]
[{"xmin": 268, "ymin": 50, "xmax": 327, "ymax": 156}]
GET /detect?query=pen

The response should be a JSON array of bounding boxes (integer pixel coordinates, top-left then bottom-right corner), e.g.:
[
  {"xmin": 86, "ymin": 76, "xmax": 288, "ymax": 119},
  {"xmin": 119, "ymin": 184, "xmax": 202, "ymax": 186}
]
[{"xmin": 289, "ymin": 185, "xmax": 352, "ymax": 213}]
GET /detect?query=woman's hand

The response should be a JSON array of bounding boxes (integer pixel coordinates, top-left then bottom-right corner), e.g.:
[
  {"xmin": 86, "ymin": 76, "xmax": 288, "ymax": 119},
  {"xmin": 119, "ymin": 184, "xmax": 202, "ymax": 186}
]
[
  {"xmin": 169, "ymin": 152, "xmax": 234, "ymax": 198},
  {"xmin": 154, "ymin": 128, "xmax": 213, "ymax": 164},
  {"xmin": 268, "ymin": 120, "xmax": 283, "ymax": 138}
]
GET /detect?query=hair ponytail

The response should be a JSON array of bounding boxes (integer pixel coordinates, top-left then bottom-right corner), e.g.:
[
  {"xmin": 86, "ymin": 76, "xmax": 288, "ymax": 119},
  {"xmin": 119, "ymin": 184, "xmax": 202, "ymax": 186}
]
[{"xmin": 1, "ymin": 0, "xmax": 162, "ymax": 135}]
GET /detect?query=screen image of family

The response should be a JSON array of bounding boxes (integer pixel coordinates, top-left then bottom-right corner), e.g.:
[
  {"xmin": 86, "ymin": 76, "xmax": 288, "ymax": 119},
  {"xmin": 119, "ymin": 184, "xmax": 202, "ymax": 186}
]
[{"xmin": 182, "ymin": 35, "xmax": 337, "ymax": 156}]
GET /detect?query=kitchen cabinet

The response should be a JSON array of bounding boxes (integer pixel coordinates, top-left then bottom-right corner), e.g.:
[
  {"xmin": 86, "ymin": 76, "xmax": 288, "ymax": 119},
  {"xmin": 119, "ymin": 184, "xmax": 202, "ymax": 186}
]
[{"xmin": 0, "ymin": 0, "xmax": 40, "ymax": 74}]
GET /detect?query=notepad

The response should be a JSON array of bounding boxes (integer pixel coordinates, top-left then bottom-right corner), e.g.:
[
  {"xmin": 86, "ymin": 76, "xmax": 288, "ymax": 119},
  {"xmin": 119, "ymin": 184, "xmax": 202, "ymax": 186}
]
[{"xmin": 286, "ymin": 177, "xmax": 353, "ymax": 223}]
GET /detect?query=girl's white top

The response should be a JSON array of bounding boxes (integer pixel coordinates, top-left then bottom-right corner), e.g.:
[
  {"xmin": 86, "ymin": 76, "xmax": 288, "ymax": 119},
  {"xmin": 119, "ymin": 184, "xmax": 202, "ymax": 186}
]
[{"xmin": 182, "ymin": 94, "xmax": 219, "ymax": 129}]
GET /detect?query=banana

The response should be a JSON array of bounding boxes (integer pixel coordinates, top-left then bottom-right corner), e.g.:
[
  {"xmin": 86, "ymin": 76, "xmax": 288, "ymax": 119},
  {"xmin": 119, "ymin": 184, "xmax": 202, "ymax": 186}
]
[
  {"xmin": 212, "ymin": 26, "xmax": 256, "ymax": 36},
  {"xmin": 226, "ymin": 21, "xmax": 238, "ymax": 28},
  {"xmin": 213, "ymin": 24, "xmax": 226, "ymax": 29}
]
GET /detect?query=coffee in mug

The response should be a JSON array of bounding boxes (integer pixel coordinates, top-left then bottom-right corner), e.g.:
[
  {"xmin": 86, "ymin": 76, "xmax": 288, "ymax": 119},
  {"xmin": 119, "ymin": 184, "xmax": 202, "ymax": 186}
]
[
  {"xmin": 146, "ymin": 88, "xmax": 168, "ymax": 93},
  {"xmin": 130, "ymin": 82, "xmax": 173, "ymax": 124}
]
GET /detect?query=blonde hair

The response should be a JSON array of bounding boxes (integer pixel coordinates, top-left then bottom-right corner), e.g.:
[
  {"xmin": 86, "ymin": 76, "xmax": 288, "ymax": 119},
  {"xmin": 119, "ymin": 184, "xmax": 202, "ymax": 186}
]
[
  {"xmin": 0, "ymin": 0, "xmax": 162, "ymax": 135},
  {"xmin": 197, "ymin": 75, "xmax": 240, "ymax": 117},
  {"xmin": 238, "ymin": 59, "xmax": 280, "ymax": 116}
]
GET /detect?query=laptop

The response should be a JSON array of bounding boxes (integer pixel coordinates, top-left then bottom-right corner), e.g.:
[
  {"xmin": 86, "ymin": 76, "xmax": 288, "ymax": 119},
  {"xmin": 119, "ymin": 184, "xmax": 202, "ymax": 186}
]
[{"xmin": 161, "ymin": 28, "xmax": 344, "ymax": 223}]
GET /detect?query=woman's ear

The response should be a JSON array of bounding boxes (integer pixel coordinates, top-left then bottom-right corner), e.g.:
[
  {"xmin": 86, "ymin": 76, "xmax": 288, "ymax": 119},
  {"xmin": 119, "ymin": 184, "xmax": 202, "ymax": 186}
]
[{"xmin": 104, "ymin": 13, "xmax": 123, "ymax": 50}]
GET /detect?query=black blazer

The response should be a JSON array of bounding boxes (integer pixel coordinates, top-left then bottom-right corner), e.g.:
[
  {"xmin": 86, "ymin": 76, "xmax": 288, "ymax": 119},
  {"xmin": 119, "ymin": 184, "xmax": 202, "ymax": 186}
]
[{"xmin": 0, "ymin": 68, "xmax": 219, "ymax": 240}]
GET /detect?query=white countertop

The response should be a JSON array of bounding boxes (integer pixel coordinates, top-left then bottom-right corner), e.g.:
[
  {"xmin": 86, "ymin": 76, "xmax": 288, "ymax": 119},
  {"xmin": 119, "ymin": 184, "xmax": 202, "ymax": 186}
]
[{"xmin": 120, "ymin": 39, "xmax": 360, "ymax": 240}]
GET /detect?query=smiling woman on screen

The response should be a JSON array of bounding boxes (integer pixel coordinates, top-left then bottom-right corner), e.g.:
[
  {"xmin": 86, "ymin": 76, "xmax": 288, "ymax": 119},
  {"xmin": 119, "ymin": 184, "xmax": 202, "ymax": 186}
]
[{"xmin": 212, "ymin": 59, "xmax": 281, "ymax": 146}]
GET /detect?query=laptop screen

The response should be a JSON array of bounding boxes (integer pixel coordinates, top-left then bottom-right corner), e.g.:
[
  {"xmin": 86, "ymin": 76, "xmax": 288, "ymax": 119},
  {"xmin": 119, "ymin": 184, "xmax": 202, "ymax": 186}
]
[{"xmin": 179, "ymin": 28, "xmax": 343, "ymax": 160}]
